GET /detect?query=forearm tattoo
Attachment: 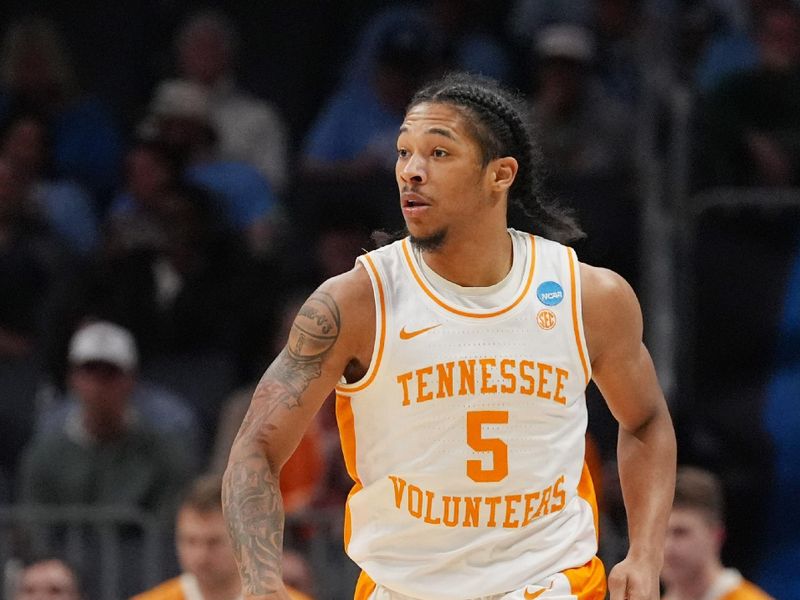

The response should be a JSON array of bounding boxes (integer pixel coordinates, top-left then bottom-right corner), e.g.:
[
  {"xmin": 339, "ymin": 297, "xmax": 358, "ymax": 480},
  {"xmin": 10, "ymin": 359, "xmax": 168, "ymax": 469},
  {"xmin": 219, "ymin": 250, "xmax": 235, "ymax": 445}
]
[{"xmin": 223, "ymin": 291, "xmax": 341, "ymax": 595}]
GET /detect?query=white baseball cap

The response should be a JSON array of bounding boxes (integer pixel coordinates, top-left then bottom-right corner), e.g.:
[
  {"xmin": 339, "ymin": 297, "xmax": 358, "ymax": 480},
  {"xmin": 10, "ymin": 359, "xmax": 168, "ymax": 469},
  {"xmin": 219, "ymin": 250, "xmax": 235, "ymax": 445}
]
[{"xmin": 68, "ymin": 321, "xmax": 138, "ymax": 371}]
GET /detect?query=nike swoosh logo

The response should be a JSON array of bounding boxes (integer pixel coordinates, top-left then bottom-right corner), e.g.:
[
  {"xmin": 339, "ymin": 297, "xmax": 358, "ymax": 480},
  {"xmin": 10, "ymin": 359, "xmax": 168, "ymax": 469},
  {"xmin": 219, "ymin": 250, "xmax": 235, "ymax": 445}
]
[
  {"xmin": 399, "ymin": 324, "xmax": 441, "ymax": 340},
  {"xmin": 523, "ymin": 587, "xmax": 547, "ymax": 600}
]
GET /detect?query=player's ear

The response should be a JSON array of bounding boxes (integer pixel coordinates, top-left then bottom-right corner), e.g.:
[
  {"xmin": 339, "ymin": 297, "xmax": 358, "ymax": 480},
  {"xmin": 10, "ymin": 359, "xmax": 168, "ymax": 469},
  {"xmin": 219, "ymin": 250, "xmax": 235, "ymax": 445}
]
[{"xmin": 490, "ymin": 156, "xmax": 518, "ymax": 193}]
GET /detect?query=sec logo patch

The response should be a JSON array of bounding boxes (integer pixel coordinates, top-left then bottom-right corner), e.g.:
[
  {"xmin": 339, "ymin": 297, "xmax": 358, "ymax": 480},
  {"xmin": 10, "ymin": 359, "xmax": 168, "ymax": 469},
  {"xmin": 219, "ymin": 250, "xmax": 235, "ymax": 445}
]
[{"xmin": 537, "ymin": 309, "xmax": 557, "ymax": 330}]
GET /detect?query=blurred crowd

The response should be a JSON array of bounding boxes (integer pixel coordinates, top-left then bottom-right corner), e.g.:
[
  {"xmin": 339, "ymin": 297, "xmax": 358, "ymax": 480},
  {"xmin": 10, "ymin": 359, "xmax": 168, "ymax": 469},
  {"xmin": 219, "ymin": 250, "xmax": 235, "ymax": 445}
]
[{"xmin": 0, "ymin": 0, "xmax": 798, "ymax": 598}]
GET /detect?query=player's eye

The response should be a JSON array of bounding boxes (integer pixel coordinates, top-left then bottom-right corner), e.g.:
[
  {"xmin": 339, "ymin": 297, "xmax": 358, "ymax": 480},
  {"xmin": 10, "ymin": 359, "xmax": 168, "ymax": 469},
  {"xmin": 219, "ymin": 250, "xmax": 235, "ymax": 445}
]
[
  {"xmin": 397, "ymin": 148, "xmax": 409, "ymax": 158},
  {"xmin": 433, "ymin": 148, "xmax": 448, "ymax": 158}
]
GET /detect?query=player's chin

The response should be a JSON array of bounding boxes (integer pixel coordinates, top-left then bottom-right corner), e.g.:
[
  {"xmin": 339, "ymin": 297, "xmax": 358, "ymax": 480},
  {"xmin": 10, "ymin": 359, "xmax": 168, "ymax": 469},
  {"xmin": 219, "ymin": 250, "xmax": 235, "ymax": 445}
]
[{"xmin": 408, "ymin": 227, "xmax": 447, "ymax": 252}]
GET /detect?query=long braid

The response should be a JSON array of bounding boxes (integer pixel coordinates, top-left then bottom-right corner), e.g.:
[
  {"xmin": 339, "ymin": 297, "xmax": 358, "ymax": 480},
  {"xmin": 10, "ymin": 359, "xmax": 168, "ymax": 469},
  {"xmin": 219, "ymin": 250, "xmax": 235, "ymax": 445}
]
[{"xmin": 409, "ymin": 73, "xmax": 584, "ymax": 244}]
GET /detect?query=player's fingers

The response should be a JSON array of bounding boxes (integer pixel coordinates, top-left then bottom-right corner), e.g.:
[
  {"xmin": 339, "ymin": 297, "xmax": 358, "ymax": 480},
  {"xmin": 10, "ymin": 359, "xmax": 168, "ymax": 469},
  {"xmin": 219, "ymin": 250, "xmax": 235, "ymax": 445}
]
[{"xmin": 606, "ymin": 569, "xmax": 628, "ymax": 600}]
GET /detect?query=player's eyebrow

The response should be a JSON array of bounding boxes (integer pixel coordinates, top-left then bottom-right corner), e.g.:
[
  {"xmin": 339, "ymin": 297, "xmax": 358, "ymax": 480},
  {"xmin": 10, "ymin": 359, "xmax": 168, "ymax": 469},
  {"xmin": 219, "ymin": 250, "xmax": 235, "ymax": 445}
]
[{"xmin": 398, "ymin": 125, "xmax": 457, "ymax": 141}]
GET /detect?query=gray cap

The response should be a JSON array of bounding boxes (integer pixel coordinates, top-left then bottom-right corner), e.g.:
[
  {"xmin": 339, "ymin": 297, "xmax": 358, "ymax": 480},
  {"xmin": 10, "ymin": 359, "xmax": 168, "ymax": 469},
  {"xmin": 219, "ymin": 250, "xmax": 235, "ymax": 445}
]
[
  {"xmin": 535, "ymin": 23, "xmax": 594, "ymax": 62},
  {"xmin": 68, "ymin": 321, "xmax": 138, "ymax": 371}
]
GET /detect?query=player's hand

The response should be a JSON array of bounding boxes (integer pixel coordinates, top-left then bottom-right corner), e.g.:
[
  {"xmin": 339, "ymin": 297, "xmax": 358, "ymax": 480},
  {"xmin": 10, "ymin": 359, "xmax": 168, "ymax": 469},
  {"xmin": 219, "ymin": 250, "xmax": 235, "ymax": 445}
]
[{"xmin": 607, "ymin": 555, "xmax": 661, "ymax": 600}]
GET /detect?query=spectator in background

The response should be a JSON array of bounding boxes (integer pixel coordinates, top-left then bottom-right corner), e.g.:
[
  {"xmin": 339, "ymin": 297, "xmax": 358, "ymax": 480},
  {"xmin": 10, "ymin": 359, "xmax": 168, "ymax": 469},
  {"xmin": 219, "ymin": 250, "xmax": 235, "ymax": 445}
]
[
  {"xmin": 297, "ymin": 7, "xmax": 444, "ymax": 234},
  {"xmin": 661, "ymin": 466, "xmax": 773, "ymax": 599},
  {"xmin": 139, "ymin": 78, "xmax": 280, "ymax": 256},
  {"xmin": 507, "ymin": 0, "xmax": 592, "ymax": 44},
  {"xmin": 17, "ymin": 320, "xmax": 193, "ymax": 514},
  {"xmin": 592, "ymin": 0, "xmax": 649, "ymax": 106},
  {"xmin": 692, "ymin": 0, "xmax": 760, "ymax": 91},
  {"xmin": 527, "ymin": 23, "xmax": 639, "ymax": 286},
  {"xmin": 12, "ymin": 557, "xmax": 84, "ymax": 600},
  {"xmin": 132, "ymin": 474, "xmax": 312, "ymax": 600},
  {"xmin": 107, "ymin": 139, "xmax": 183, "ymax": 226},
  {"xmin": 757, "ymin": 240, "xmax": 800, "ymax": 598},
  {"xmin": 528, "ymin": 24, "xmax": 632, "ymax": 186},
  {"xmin": 0, "ymin": 157, "xmax": 69, "ymax": 360},
  {"xmin": 428, "ymin": 0, "xmax": 514, "ymax": 84},
  {"xmin": 696, "ymin": 2, "xmax": 800, "ymax": 188},
  {"xmin": 33, "ymin": 321, "xmax": 202, "ymax": 469},
  {"xmin": 0, "ymin": 17, "xmax": 123, "ymax": 203},
  {"xmin": 301, "ymin": 7, "xmax": 444, "ymax": 180},
  {"xmin": 0, "ymin": 112, "xmax": 98, "ymax": 255},
  {"xmin": 0, "ymin": 154, "xmax": 72, "ymax": 499},
  {"xmin": 173, "ymin": 10, "xmax": 289, "ymax": 193},
  {"xmin": 91, "ymin": 180, "xmax": 250, "ymax": 447}
]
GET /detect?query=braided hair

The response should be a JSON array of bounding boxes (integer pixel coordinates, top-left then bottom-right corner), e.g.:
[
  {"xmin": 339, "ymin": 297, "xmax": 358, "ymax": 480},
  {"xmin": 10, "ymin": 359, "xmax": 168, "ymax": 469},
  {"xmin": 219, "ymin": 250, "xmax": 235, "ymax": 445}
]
[{"xmin": 408, "ymin": 72, "xmax": 584, "ymax": 243}]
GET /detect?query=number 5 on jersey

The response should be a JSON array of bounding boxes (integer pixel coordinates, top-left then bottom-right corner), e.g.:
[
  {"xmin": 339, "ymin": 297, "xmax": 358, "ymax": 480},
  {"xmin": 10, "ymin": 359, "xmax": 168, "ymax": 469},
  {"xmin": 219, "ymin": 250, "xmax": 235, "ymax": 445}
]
[{"xmin": 466, "ymin": 410, "xmax": 509, "ymax": 482}]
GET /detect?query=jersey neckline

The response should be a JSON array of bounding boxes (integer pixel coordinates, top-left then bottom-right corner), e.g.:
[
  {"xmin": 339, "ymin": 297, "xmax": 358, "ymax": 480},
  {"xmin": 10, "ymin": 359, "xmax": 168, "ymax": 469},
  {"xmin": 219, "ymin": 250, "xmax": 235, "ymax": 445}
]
[{"xmin": 400, "ymin": 230, "xmax": 537, "ymax": 319}]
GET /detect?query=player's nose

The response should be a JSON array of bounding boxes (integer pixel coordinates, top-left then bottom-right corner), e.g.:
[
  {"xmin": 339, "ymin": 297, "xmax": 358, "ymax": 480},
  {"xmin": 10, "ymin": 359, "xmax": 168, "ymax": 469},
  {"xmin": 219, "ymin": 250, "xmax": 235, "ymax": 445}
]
[{"xmin": 398, "ymin": 153, "xmax": 427, "ymax": 184}]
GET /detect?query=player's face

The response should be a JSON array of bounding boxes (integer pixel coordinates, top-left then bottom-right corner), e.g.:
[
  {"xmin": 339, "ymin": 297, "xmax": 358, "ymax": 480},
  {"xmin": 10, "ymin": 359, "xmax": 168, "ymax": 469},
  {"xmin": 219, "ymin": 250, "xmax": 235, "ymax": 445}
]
[
  {"xmin": 176, "ymin": 507, "xmax": 240, "ymax": 588},
  {"xmin": 396, "ymin": 102, "xmax": 493, "ymax": 250},
  {"xmin": 661, "ymin": 508, "xmax": 722, "ymax": 586}
]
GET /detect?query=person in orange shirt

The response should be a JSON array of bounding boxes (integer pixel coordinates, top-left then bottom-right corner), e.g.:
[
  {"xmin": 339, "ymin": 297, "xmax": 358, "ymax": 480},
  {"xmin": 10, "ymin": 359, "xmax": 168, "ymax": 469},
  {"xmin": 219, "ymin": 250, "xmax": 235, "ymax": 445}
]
[
  {"xmin": 661, "ymin": 466, "xmax": 773, "ymax": 600},
  {"xmin": 133, "ymin": 474, "xmax": 312, "ymax": 600}
]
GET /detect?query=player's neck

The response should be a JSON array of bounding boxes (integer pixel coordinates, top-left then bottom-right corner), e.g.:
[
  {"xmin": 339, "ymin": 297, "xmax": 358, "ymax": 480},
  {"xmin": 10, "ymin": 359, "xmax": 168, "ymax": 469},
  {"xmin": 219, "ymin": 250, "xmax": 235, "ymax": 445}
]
[
  {"xmin": 420, "ymin": 226, "xmax": 513, "ymax": 288},
  {"xmin": 664, "ymin": 561, "xmax": 724, "ymax": 600}
]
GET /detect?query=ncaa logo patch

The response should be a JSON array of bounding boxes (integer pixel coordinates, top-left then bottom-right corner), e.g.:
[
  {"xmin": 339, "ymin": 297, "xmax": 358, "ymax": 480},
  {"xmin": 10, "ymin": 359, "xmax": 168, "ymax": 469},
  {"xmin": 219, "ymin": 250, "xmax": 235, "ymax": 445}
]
[{"xmin": 536, "ymin": 281, "xmax": 564, "ymax": 306}]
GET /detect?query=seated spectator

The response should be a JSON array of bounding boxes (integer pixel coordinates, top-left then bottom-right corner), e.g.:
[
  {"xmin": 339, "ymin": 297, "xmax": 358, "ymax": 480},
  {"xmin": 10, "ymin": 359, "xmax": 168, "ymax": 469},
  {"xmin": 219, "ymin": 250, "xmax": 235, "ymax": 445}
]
[
  {"xmin": 507, "ymin": 0, "xmax": 593, "ymax": 45},
  {"xmin": 526, "ymin": 24, "xmax": 639, "ymax": 285},
  {"xmin": 172, "ymin": 10, "xmax": 289, "ymax": 193},
  {"xmin": 528, "ymin": 24, "xmax": 632, "ymax": 185},
  {"xmin": 107, "ymin": 139, "xmax": 183, "ymax": 224},
  {"xmin": 33, "ymin": 321, "xmax": 202, "ymax": 468},
  {"xmin": 93, "ymin": 179, "xmax": 251, "ymax": 444},
  {"xmin": 0, "ymin": 17, "xmax": 123, "ymax": 203},
  {"xmin": 17, "ymin": 320, "xmax": 194, "ymax": 514},
  {"xmin": 139, "ymin": 79, "xmax": 280, "ymax": 255},
  {"xmin": 132, "ymin": 474, "xmax": 313, "ymax": 600},
  {"xmin": 757, "ymin": 240, "xmax": 800, "ymax": 597},
  {"xmin": 12, "ymin": 556, "xmax": 84, "ymax": 600},
  {"xmin": 696, "ymin": 3, "xmax": 800, "ymax": 188},
  {"xmin": 301, "ymin": 7, "xmax": 444, "ymax": 180},
  {"xmin": 295, "ymin": 8, "xmax": 445, "ymax": 234},
  {"xmin": 661, "ymin": 466, "xmax": 773, "ymax": 600},
  {"xmin": 0, "ymin": 157, "xmax": 71, "ymax": 360},
  {"xmin": 428, "ymin": 0, "xmax": 514, "ymax": 84},
  {"xmin": 0, "ymin": 112, "xmax": 98, "ymax": 255},
  {"xmin": 693, "ymin": 0, "xmax": 759, "ymax": 92}
]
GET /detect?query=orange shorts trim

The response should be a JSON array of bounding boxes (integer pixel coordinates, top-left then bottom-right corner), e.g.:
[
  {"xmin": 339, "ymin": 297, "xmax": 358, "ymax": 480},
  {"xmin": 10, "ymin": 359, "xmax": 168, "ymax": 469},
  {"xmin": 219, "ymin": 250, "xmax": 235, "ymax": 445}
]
[{"xmin": 562, "ymin": 555, "xmax": 606, "ymax": 600}]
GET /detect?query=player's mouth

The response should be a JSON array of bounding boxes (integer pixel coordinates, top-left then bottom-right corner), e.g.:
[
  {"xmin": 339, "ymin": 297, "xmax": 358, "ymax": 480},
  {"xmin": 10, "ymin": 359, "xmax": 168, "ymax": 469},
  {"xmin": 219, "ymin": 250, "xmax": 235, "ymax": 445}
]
[{"xmin": 401, "ymin": 191, "xmax": 431, "ymax": 216}]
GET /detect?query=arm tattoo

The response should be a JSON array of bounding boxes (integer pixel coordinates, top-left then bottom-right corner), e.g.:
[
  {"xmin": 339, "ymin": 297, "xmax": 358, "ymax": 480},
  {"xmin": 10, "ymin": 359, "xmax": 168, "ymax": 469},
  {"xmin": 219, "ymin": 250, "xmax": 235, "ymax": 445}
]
[{"xmin": 223, "ymin": 291, "xmax": 341, "ymax": 595}]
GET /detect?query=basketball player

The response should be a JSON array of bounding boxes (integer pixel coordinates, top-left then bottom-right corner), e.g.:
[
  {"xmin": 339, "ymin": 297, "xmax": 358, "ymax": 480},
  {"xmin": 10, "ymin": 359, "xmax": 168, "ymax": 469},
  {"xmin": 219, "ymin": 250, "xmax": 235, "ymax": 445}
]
[{"xmin": 223, "ymin": 72, "xmax": 676, "ymax": 600}]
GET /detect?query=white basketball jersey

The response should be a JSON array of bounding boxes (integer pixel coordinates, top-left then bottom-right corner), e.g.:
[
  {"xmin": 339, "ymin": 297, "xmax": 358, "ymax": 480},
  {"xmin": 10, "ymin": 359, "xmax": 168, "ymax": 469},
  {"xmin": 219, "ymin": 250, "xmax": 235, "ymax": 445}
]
[{"xmin": 335, "ymin": 230, "xmax": 600, "ymax": 600}]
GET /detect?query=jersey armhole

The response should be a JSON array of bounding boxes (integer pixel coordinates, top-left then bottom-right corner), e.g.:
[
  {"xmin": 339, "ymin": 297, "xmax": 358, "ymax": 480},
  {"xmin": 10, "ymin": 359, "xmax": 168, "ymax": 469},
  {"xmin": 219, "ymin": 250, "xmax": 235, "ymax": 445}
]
[
  {"xmin": 335, "ymin": 253, "xmax": 386, "ymax": 393},
  {"xmin": 567, "ymin": 247, "xmax": 592, "ymax": 385}
]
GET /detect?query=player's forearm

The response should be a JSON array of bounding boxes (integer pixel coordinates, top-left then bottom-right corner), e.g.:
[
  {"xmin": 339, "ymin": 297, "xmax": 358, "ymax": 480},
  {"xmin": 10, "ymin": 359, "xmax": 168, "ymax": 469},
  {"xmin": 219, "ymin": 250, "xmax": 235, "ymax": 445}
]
[
  {"xmin": 617, "ymin": 404, "xmax": 676, "ymax": 563},
  {"xmin": 222, "ymin": 444, "xmax": 286, "ymax": 599}
]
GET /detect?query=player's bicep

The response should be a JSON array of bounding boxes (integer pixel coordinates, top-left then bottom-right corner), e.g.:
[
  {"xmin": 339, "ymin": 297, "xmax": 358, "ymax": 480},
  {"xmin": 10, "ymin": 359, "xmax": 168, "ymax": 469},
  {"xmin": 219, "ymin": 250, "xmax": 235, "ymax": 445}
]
[
  {"xmin": 593, "ymin": 341, "xmax": 665, "ymax": 433},
  {"xmin": 232, "ymin": 288, "xmax": 353, "ymax": 471},
  {"xmin": 583, "ymin": 265, "xmax": 666, "ymax": 432}
]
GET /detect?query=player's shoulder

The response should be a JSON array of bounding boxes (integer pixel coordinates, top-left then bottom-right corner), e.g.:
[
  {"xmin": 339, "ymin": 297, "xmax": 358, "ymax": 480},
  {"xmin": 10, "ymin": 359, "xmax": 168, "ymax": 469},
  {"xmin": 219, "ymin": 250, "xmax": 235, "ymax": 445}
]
[
  {"xmin": 579, "ymin": 262, "xmax": 639, "ymax": 311},
  {"xmin": 578, "ymin": 262, "xmax": 643, "ymax": 362},
  {"xmin": 308, "ymin": 261, "xmax": 376, "ymax": 351},
  {"xmin": 317, "ymin": 260, "xmax": 374, "ymax": 310}
]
